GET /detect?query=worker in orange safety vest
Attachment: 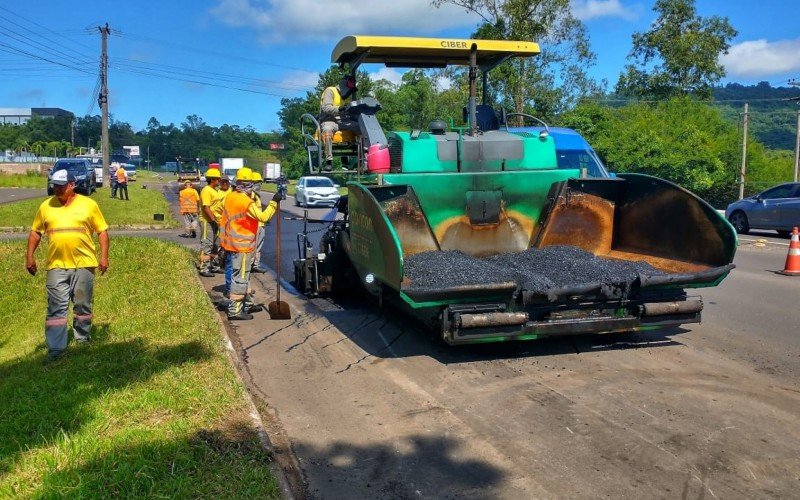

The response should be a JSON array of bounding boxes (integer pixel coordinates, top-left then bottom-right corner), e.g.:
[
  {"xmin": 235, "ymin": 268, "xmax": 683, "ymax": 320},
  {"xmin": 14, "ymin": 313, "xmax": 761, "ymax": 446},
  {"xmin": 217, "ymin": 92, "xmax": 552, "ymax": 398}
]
[
  {"xmin": 219, "ymin": 167, "xmax": 283, "ymax": 320},
  {"xmin": 178, "ymin": 180, "xmax": 200, "ymax": 238}
]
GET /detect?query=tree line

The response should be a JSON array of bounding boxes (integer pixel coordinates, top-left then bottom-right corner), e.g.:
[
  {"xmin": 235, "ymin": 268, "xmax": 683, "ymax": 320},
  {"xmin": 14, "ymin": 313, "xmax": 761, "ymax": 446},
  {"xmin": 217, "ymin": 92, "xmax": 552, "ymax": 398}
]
[{"xmin": 0, "ymin": 113, "xmax": 281, "ymax": 170}]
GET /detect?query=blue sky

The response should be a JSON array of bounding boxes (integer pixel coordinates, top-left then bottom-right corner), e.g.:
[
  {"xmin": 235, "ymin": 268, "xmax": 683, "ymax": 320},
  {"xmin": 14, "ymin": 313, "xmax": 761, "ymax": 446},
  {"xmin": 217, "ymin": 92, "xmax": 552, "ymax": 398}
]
[{"xmin": 1, "ymin": 0, "xmax": 797, "ymax": 132}]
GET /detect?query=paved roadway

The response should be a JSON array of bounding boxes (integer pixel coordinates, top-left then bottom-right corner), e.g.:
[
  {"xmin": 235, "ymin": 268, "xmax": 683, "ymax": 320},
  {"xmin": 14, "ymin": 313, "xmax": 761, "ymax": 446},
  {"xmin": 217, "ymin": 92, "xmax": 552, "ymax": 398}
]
[
  {"xmin": 0, "ymin": 187, "xmax": 46, "ymax": 204},
  {"xmin": 213, "ymin": 201, "xmax": 799, "ymax": 498}
]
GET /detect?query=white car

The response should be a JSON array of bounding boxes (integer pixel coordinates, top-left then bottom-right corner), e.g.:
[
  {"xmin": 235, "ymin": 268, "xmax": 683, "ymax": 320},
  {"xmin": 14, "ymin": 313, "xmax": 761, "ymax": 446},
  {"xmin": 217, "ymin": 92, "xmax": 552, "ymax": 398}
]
[{"xmin": 295, "ymin": 176, "xmax": 341, "ymax": 208}]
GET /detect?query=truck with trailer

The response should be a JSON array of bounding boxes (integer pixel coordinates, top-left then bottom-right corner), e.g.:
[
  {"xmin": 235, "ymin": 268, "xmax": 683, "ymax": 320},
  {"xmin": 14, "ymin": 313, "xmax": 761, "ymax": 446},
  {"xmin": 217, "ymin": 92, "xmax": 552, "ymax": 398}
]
[{"xmin": 295, "ymin": 36, "xmax": 736, "ymax": 345}]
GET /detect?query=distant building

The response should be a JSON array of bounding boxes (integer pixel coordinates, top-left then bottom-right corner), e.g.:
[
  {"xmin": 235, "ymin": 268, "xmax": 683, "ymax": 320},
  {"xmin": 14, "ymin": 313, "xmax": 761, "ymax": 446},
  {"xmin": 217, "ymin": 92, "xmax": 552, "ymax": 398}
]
[{"xmin": 0, "ymin": 107, "xmax": 72, "ymax": 125}]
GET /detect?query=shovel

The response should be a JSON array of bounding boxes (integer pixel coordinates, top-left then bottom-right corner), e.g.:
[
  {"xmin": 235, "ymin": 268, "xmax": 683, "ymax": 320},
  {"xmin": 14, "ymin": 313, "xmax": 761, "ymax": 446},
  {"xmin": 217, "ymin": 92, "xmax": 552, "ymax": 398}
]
[{"xmin": 268, "ymin": 196, "xmax": 291, "ymax": 319}]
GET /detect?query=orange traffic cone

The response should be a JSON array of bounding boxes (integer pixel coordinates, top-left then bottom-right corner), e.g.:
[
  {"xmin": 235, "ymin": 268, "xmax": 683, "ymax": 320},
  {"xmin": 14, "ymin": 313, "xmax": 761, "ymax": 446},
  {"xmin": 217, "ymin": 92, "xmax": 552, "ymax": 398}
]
[{"xmin": 779, "ymin": 227, "xmax": 800, "ymax": 276}]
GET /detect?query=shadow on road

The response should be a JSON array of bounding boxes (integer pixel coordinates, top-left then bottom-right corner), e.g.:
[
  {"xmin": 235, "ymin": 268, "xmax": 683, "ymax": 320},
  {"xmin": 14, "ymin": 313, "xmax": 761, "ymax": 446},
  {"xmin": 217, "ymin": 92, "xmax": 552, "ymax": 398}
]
[{"xmin": 292, "ymin": 434, "xmax": 505, "ymax": 498}]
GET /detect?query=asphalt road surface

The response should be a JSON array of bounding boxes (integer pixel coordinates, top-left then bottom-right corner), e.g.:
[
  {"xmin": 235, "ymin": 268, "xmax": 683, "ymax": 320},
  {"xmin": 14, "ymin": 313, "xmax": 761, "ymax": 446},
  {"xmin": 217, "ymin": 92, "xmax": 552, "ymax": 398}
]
[
  {"xmin": 0, "ymin": 187, "xmax": 46, "ymax": 204},
  {"xmin": 206, "ymin": 202, "xmax": 798, "ymax": 498}
]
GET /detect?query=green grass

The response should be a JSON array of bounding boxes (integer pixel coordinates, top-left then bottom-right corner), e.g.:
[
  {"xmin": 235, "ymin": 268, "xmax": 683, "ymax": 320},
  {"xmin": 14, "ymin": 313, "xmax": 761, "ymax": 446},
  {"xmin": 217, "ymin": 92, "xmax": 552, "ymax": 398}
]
[
  {"xmin": 0, "ymin": 172, "xmax": 47, "ymax": 188},
  {"xmin": 0, "ymin": 238, "xmax": 279, "ymax": 498},
  {"xmin": 0, "ymin": 188, "xmax": 179, "ymax": 229}
]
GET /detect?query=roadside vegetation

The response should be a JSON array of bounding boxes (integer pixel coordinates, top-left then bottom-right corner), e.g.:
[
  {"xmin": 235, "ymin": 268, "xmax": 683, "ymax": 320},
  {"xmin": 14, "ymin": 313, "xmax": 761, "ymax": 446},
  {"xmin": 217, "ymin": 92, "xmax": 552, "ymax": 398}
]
[
  {"xmin": 0, "ymin": 188, "xmax": 178, "ymax": 229},
  {"xmin": 0, "ymin": 237, "xmax": 279, "ymax": 497},
  {"xmin": 0, "ymin": 172, "xmax": 46, "ymax": 189}
]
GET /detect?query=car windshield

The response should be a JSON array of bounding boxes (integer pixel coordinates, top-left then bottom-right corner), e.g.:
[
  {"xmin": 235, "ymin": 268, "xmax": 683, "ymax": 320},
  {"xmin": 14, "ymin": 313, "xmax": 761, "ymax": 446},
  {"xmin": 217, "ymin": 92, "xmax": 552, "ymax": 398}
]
[
  {"xmin": 53, "ymin": 162, "xmax": 84, "ymax": 175},
  {"xmin": 555, "ymin": 150, "xmax": 609, "ymax": 178},
  {"xmin": 306, "ymin": 178, "xmax": 334, "ymax": 188}
]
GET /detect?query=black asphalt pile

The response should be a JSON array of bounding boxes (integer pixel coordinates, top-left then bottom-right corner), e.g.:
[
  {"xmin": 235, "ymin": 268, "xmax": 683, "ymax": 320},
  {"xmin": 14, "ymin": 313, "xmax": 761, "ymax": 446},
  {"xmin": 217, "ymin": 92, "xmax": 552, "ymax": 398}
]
[
  {"xmin": 404, "ymin": 245, "xmax": 665, "ymax": 296},
  {"xmin": 403, "ymin": 250, "xmax": 519, "ymax": 291}
]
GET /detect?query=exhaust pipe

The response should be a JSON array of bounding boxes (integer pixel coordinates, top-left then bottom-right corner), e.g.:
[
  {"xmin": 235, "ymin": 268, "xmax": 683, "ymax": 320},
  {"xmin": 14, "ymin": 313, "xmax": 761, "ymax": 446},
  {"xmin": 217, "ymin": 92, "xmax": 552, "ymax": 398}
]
[
  {"xmin": 456, "ymin": 312, "xmax": 529, "ymax": 329},
  {"xmin": 641, "ymin": 299, "xmax": 703, "ymax": 316}
]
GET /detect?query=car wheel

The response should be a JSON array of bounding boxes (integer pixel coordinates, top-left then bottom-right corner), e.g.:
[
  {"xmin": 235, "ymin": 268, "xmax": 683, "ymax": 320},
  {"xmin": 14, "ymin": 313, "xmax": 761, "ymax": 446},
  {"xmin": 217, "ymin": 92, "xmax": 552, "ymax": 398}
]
[
  {"xmin": 728, "ymin": 211, "xmax": 750, "ymax": 234},
  {"xmin": 294, "ymin": 195, "xmax": 300, "ymax": 207}
]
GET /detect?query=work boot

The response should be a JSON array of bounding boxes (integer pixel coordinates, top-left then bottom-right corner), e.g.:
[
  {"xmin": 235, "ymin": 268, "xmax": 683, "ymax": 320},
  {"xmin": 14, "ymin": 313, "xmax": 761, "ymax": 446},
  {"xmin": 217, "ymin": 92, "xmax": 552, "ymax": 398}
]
[
  {"xmin": 251, "ymin": 265, "xmax": 265, "ymax": 274},
  {"xmin": 190, "ymin": 230, "xmax": 197, "ymax": 238},
  {"xmin": 43, "ymin": 350, "xmax": 66, "ymax": 365},
  {"xmin": 199, "ymin": 269, "xmax": 214, "ymax": 278},
  {"xmin": 227, "ymin": 310, "xmax": 254, "ymax": 321}
]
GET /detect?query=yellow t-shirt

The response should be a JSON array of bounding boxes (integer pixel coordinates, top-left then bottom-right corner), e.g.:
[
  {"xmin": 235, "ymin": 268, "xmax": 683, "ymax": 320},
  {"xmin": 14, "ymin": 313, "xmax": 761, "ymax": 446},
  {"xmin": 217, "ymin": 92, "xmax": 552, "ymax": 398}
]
[
  {"xmin": 31, "ymin": 195, "xmax": 109, "ymax": 270},
  {"xmin": 212, "ymin": 187, "xmax": 232, "ymax": 220},
  {"xmin": 200, "ymin": 185, "xmax": 218, "ymax": 222}
]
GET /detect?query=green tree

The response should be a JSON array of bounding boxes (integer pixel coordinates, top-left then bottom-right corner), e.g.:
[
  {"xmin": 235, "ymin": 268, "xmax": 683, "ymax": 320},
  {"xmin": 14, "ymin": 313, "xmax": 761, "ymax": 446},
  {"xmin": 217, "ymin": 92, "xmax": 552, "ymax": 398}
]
[
  {"xmin": 616, "ymin": 0, "xmax": 737, "ymax": 99},
  {"xmin": 433, "ymin": 0, "xmax": 600, "ymax": 120}
]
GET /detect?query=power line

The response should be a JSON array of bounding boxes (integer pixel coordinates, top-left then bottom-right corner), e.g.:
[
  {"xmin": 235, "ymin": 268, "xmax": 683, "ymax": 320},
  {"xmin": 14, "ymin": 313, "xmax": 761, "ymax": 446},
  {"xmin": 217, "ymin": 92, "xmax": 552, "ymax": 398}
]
[
  {"xmin": 113, "ymin": 29, "xmax": 312, "ymax": 73},
  {"xmin": 0, "ymin": 6, "xmax": 97, "ymax": 54}
]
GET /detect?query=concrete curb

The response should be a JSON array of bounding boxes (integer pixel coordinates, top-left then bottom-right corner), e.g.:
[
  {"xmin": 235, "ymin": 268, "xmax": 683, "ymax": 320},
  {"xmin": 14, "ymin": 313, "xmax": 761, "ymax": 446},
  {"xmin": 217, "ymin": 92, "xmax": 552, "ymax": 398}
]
[{"xmin": 193, "ymin": 271, "xmax": 295, "ymax": 500}]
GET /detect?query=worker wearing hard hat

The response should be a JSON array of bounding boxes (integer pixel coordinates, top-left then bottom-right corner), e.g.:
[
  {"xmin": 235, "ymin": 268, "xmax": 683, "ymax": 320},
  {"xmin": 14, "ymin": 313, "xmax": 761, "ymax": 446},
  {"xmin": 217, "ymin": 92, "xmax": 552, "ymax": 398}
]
[
  {"xmin": 249, "ymin": 171, "xmax": 267, "ymax": 274},
  {"xmin": 319, "ymin": 74, "xmax": 357, "ymax": 170},
  {"xmin": 198, "ymin": 166, "xmax": 222, "ymax": 277},
  {"xmin": 178, "ymin": 180, "xmax": 200, "ymax": 238},
  {"xmin": 219, "ymin": 167, "xmax": 283, "ymax": 320}
]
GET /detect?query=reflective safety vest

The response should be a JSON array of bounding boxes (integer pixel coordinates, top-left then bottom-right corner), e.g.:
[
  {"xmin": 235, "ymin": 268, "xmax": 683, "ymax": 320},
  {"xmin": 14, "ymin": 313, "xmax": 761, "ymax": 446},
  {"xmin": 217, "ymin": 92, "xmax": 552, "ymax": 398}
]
[
  {"xmin": 179, "ymin": 187, "xmax": 199, "ymax": 213},
  {"xmin": 116, "ymin": 167, "xmax": 127, "ymax": 183},
  {"xmin": 219, "ymin": 191, "xmax": 258, "ymax": 253},
  {"xmin": 319, "ymin": 86, "xmax": 351, "ymax": 121}
]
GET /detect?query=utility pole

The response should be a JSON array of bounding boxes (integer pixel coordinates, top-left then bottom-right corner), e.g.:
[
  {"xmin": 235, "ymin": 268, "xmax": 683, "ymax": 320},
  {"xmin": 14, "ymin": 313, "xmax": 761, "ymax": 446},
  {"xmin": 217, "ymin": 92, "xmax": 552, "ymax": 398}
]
[
  {"xmin": 789, "ymin": 79, "xmax": 800, "ymax": 182},
  {"xmin": 99, "ymin": 23, "xmax": 111, "ymax": 186},
  {"xmin": 739, "ymin": 102, "xmax": 749, "ymax": 200}
]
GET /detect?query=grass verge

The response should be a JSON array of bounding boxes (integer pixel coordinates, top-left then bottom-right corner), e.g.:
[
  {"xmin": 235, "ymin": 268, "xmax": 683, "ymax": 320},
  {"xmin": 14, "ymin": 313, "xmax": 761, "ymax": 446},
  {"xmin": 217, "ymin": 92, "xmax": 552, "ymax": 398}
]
[
  {"xmin": 0, "ymin": 237, "xmax": 279, "ymax": 497},
  {"xmin": 0, "ymin": 172, "xmax": 46, "ymax": 188},
  {"xmin": 0, "ymin": 187, "xmax": 179, "ymax": 229}
]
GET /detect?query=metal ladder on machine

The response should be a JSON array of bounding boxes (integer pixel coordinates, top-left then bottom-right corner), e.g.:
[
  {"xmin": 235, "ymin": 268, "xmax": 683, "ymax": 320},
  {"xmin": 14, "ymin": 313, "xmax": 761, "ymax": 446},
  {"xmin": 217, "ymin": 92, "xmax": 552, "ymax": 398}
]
[{"xmin": 300, "ymin": 113, "xmax": 363, "ymax": 175}]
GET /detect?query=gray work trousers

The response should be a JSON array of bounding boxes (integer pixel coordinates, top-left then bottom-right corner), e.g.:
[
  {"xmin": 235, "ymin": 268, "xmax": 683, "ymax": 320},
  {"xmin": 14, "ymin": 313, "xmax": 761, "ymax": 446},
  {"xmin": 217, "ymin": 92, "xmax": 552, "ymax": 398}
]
[
  {"xmin": 252, "ymin": 225, "xmax": 265, "ymax": 269},
  {"xmin": 227, "ymin": 252, "xmax": 252, "ymax": 316},
  {"xmin": 183, "ymin": 213, "xmax": 198, "ymax": 233},
  {"xmin": 45, "ymin": 267, "xmax": 94, "ymax": 354},
  {"xmin": 200, "ymin": 220, "xmax": 219, "ymax": 269}
]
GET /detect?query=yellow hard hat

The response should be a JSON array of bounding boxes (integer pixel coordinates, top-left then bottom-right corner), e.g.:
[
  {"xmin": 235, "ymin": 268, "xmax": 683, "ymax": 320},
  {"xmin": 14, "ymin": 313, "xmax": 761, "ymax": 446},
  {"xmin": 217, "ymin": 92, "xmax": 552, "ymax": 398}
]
[
  {"xmin": 205, "ymin": 167, "xmax": 221, "ymax": 179},
  {"xmin": 236, "ymin": 167, "xmax": 253, "ymax": 182},
  {"xmin": 251, "ymin": 171, "xmax": 263, "ymax": 182}
]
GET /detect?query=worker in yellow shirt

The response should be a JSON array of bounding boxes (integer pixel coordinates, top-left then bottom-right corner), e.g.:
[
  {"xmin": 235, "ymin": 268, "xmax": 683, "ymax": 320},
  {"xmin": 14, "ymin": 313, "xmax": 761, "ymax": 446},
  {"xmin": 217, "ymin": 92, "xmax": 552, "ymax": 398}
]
[
  {"xmin": 250, "ymin": 171, "xmax": 267, "ymax": 273},
  {"xmin": 219, "ymin": 168, "xmax": 282, "ymax": 320},
  {"xmin": 212, "ymin": 175, "xmax": 233, "ymax": 273},
  {"xmin": 178, "ymin": 180, "xmax": 200, "ymax": 238},
  {"xmin": 199, "ymin": 166, "xmax": 222, "ymax": 277},
  {"xmin": 26, "ymin": 169, "xmax": 110, "ymax": 364}
]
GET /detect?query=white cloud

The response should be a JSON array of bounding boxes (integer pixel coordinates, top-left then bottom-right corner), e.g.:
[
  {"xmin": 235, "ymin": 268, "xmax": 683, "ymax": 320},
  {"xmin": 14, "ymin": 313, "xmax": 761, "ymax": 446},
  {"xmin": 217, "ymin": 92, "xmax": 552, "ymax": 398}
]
[
  {"xmin": 721, "ymin": 38, "xmax": 800, "ymax": 78},
  {"xmin": 435, "ymin": 75, "xmax": 453, "ymax": 91},
  {"xmin": 275, "ymin": 70, "xmax": 320, "ymax": 91},
  {"xmin": 570, "ymin": 0, "xmax": 637, "ymax": 21},
  {"xmin": 210, "ymin": 0, "xmax": 479, "ymax": 42},
  {"xmin": 370, "ymin": 67, "xmax": 404, "ymax": 86}
]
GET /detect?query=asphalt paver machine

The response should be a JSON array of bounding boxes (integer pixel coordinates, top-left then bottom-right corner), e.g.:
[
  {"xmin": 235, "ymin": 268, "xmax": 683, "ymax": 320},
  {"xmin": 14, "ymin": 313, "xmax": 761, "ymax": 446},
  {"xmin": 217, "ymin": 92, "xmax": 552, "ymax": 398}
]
[{"xmin": 296, "ymin": 36, "xmax": 737, "ymax": 345}]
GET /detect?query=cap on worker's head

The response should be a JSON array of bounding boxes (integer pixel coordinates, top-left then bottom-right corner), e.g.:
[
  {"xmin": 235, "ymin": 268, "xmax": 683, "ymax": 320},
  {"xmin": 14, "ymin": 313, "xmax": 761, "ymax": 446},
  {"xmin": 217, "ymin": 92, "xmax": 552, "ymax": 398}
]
[
  {"xmin": 50, "ymin": 169, "xmax": 75, "ymax": 186},
  {"xmin": 251, "ymin": 171, "xmax": 263, "ymax": 182},
  {"xmin": 220, "ymin": 177, "xmax": 230, "ymax": 185},
  {"xmin": 183, "ymin": 180, "xmax": 192, "ymax": 186},
  {"xmin": 205, "ymin": 167, "xmax": 221, "ymax": 179},
  {"xmin": 236, "ymin": 167, "xmax": 252, "ymax": 183}
]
